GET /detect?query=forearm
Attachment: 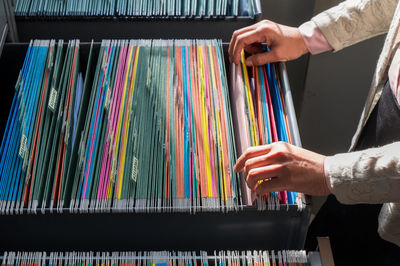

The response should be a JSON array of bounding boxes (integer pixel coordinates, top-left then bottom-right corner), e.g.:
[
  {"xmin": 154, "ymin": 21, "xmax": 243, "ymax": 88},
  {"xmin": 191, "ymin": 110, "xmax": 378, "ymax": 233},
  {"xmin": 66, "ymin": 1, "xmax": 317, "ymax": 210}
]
[
  {"xmin": 326, "ymin": 142, "xmax": 400, "ymax": 204},
  {"xmin": 310, "ymin": 0, "xmax": 397, "ymax": 52}
]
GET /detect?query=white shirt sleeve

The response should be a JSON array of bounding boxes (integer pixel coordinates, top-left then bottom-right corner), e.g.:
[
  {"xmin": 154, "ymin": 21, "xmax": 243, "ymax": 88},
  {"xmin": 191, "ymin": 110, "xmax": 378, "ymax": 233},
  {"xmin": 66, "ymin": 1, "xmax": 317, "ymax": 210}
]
[
  {"xmin": 311, "ymin": 0, "xmax": 397, "ymax": 52},
  {"xmin": 325, "ymin": 141, "xmax": 400, "ymax": 204}
]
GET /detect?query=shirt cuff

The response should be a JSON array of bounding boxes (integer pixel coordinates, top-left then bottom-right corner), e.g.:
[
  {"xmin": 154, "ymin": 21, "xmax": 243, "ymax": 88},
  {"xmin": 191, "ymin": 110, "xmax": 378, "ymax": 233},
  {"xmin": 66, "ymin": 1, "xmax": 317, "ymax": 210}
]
[
  {"xmin": 324, "ymin": 156, "xmax": 333, "ymax": 193},
  {"xmin": 298, "ymin": 21, "xmax": 333, "ymax": 55}
]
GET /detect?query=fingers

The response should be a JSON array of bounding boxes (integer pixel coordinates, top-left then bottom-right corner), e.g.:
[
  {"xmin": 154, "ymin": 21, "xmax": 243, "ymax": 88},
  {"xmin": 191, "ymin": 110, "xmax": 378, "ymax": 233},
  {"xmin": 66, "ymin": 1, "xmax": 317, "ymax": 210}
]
[
  {"xmin": 246, "ymin": 164, "xmax": 283, "ymax": 191},
  {"xmin": 244, "ymin": 50, "xmax": 279, "ymax": 66},
  {"xmin": 228, "ymin": 24, "xmax": 258, "ymax": 62},
  {"xmin": 229, "ymin": 20, "xmax": 309, "ymax": 67},
  {"xmin": 234, "ymin": 145, "xmax": 271, "ymax": 172},
  {"xmin": 243, "ymin": 154, "xmax": 270, "ymax": 179},
  {"xmin": 231, "ymin": 29, "xmax": 266, "ymax": 65},
  {"xmin": 243, "ymin": 43, "xmax": 264, "ymax": 55},
  {"xmin": 255, "ymin": 177, "xmax": 286, "ymax": 195}
]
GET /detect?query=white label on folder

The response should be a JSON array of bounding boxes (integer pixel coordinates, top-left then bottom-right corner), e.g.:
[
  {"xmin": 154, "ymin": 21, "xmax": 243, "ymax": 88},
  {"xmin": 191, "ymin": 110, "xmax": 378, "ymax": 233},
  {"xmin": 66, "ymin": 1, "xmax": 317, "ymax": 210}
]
[
  {"xmin": 131, "ymin": 157, "xmax": 138, "ymax": 182},
  {"xmin": 18, "ymin": 134, "xmax": 27, "ymax": 158},
  {"xmin": 48, "ymin": 88, "xmax": 58, "ymax": 111}
]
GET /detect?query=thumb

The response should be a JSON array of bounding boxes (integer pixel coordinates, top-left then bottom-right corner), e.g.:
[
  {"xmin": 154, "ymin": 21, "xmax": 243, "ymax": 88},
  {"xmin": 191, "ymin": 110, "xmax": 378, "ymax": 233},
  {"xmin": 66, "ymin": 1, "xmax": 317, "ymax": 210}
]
[{"xmin": 245, "ymin": 50, "xmax": 279, "ymax": 66}]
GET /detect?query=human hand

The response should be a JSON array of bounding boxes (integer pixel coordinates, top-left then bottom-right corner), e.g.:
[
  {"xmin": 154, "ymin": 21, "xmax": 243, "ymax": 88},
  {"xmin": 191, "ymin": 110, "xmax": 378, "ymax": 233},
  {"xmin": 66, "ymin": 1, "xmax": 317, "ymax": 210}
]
[
  {"xmin": 228, "ymin": 20, "xmax": 309, "ymax": 66},
  {"xmin": 233, "ymin": 142, "xmax": 331, "ymax": 196}
]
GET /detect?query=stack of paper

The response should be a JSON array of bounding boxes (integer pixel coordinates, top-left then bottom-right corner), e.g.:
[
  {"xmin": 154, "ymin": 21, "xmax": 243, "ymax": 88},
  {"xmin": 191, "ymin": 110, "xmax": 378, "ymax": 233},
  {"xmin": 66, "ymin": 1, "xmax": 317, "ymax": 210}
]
[{"xmin": 0, "ymin": 39, "xmax": 305, "ymax": 214}]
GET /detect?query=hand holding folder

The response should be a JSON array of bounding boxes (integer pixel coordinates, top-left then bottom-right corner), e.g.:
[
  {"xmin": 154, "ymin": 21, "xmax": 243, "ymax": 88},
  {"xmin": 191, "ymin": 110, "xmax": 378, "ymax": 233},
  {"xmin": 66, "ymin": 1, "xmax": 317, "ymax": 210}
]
[
  {"xmin": 228, "ymin": 20, "xmax": 309, "ymax": 66},
  {"xmin": 234, "ymin": 142, "xmax": 331, "ymax": 197}
]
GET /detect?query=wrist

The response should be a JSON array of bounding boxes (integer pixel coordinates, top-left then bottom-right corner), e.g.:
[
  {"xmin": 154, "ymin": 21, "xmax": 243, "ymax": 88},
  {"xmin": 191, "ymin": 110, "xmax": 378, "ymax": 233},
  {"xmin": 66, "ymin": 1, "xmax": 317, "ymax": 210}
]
[
  {"xmin": 294, "ymin": 28, "xmax": 309, "ymax": 56},
  {"xmin": 298, "ymin": 21, "xmax": 333, "ymax": 55}
]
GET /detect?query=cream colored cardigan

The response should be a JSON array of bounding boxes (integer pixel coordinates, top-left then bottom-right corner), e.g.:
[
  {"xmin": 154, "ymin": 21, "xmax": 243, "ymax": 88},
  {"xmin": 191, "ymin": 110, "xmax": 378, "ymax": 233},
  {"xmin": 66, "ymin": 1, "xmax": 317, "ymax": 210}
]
[{"xmin": 310, "ymin": 0, "xmax": 400, "ymax": 246}]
